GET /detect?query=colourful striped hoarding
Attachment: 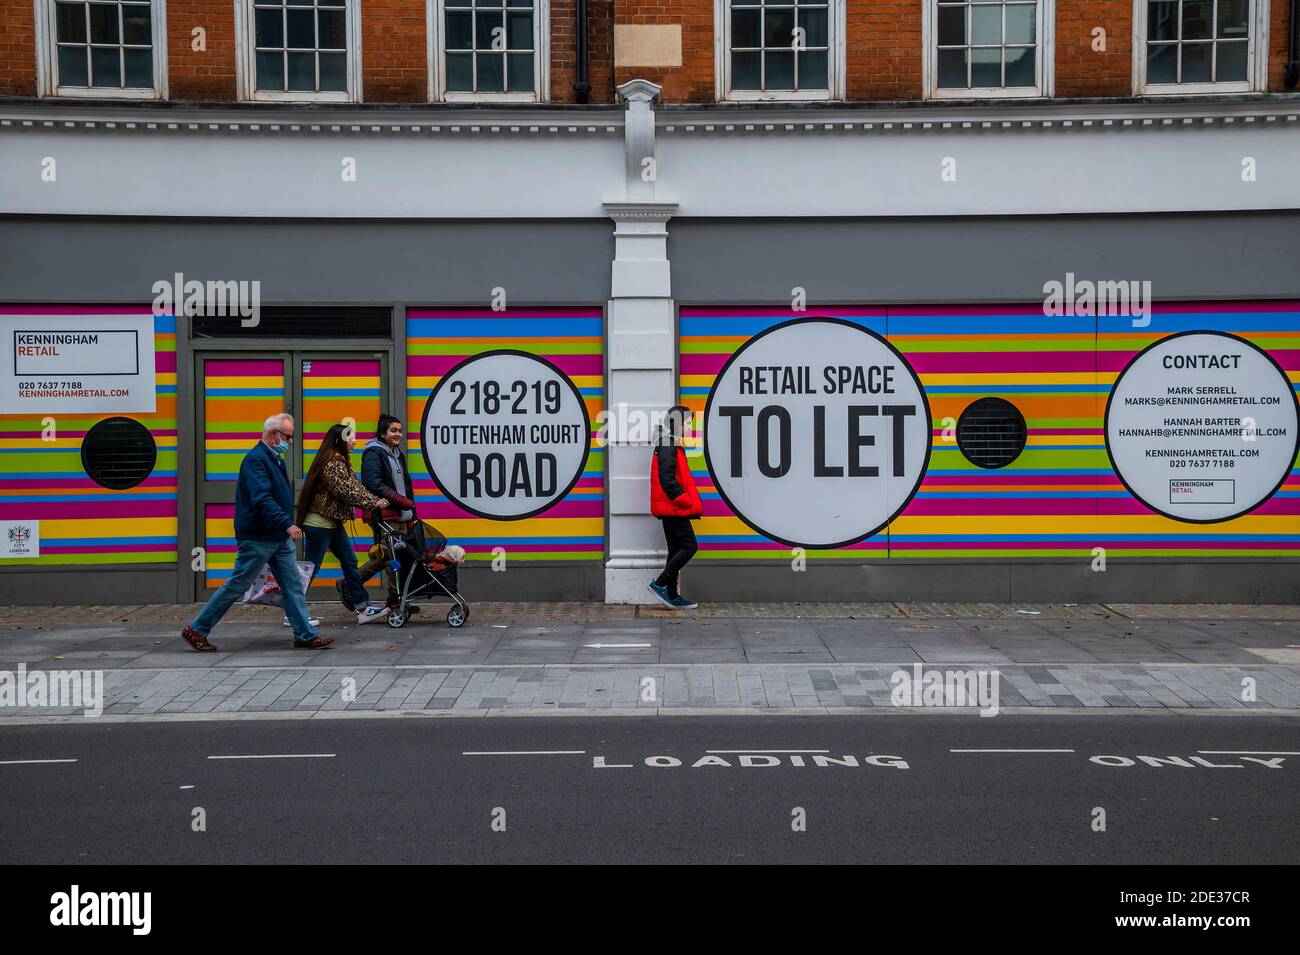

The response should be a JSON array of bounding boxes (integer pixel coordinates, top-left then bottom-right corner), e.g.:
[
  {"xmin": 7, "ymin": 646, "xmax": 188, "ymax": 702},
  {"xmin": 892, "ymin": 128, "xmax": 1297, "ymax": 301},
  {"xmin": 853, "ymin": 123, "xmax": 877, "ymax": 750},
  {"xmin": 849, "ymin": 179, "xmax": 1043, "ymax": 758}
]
[
  {"xmin": 681, "ymin": 302, "xmax": 1300, "ymax": 561},
  {"xmin": 407, "ymin": 308, "xmax": 605, "ymax": 562},
  {"xmin": 0, "ymin": 306, "xmax": 177, "ymax": 566}
]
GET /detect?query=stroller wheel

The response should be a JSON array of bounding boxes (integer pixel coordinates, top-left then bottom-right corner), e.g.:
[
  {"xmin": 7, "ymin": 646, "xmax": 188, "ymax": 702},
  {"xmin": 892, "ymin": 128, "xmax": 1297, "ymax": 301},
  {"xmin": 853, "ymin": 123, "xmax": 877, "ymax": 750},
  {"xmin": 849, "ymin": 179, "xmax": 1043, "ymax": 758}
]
[
  {"xmin": 387, "ymin": 608, "xmax": 409, "ymax": 629},
  {"xmin": 446, "ymin": 605, "xmax": 468, "ymax": 628}
]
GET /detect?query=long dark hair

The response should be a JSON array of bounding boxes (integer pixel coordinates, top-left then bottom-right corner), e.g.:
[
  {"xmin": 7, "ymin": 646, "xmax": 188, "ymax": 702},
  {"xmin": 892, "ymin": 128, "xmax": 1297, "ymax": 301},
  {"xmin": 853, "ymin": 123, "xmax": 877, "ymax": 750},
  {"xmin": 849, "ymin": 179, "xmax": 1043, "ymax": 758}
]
[{"xmin": 296, "ymin": 423, "xmax": 353, "ymax": 526}]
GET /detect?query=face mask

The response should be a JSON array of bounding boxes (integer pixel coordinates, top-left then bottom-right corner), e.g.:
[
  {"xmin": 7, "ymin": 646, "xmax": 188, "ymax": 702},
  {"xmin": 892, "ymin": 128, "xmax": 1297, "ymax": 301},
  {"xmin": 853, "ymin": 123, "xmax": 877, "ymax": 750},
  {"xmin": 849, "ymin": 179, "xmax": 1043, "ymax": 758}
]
[{"xmin": 274, "ymin": 440, "xmax": 290, "ymax": 455}]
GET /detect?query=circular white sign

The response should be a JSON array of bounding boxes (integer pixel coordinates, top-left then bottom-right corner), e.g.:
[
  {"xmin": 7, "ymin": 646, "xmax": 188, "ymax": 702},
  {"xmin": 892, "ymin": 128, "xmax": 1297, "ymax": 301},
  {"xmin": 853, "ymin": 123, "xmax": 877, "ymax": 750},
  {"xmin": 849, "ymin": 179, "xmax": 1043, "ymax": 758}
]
[
  {"xmin": 1105, "ymin": 331, "xmax": 1300, "ymax": 523},
  {"xmin": 703, "ymin": 318, "xmax": 931, "ymax": 549},
  {"xmin": 421, "ymin": 350, "xmax": 590, "ymax": 520}
]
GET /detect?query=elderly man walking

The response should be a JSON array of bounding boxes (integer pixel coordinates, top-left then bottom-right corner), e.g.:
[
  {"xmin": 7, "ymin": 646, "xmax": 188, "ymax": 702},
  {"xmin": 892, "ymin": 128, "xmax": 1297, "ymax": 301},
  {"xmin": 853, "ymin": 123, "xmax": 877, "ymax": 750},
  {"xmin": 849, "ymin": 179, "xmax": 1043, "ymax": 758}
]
[{"xmin": 181, "ymin": 413, "xmax": 333, "ymax": 652}]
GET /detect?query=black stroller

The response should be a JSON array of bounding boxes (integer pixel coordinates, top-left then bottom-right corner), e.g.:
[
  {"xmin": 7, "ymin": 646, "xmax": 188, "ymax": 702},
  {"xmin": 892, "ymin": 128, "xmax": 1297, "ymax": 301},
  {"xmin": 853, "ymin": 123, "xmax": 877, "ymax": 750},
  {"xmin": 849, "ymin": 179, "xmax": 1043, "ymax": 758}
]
[{"xmin": 371, "ymin": 518, "xmax": 470, "ymax": 629}]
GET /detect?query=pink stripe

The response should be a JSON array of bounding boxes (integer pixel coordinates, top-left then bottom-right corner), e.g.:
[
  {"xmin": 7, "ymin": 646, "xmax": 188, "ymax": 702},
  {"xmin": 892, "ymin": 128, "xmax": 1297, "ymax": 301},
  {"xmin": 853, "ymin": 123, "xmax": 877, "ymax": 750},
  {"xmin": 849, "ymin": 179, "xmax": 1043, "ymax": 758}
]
[
  {"xmin": 203, "ymin": 359, "xmax": 285, "ymax": 378},
  {"xmin": 42, "ymin": 543, "xmax": 176, "ymax": 555},
  {"xmin": 885, "ymin": 304, "xmax": 1053, "ymax": 317},
  {"xmin": 927, "ymin": 428, "xmax": 1100, "ymax": 437},
  {"xmin": 891, "ymin": 539, "xmax": 1300, "ymax": 550},
  {"xmin": 702, "ymin": 539, "xmax": 885, "ymax": 549},
  {"xmin": 907, "ymin": 352, "xmax": 1096, "ymax": 374},
  {"xmin": 155, "ymin": 352, "xmax": 176, "ymax": 373},
  {"xmin": 461, "ymin": 543, "xmax": 603, "ymax": 553},
  {"xmin": 0, "ymin": 476, "xmax": 176, "ymax": 489},
  {"xmin": 416, "ymin": 499, "xmax": 603, "ymax": 520},
  {"xmin": 407, "ymin": 308, "xmax": 603, "ymax": 319},
  {"xmin": 680, "ymin": 355, "xmax": 727, "ymax": 375},
  {"xmin": 680, "ymin": 306, "xmax": 887, "ymax": 319},
  {"xmin": 1100, "ymin": 348, "xmax": 1300, "ymax": 372},
  {"xmin": 902, "ymin": 499, "xmax": 1300, "ymax": 516},
  {"xmin": 0, "ymin": 429, "xmax": 179, "ymax": 440},
  {"xmin": 0, "ymin": 501, "xmax": 175, "ymax": 519},
  {"xmin": 407, "ymin": 354, "xmax": 602, "ymax": 377},
  {"xmin": 302, "ymin": 360, "xmax": 381, "ymax": 377},
  {"xmin": 1149, "ymin": 301, "xmax": 1300, "ymax": 314},
  {"xmin": 920, "ymin": 475, "xmax": 1121, "ymax": 487}
]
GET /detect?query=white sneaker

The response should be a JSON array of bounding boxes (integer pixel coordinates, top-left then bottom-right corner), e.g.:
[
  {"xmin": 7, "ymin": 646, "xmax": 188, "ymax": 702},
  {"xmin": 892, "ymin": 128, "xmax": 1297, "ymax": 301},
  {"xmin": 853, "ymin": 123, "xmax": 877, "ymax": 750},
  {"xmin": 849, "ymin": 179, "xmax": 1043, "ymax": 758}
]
[
  {"xmin": 283, "ymin": 616, "xmax": 321, "ymax": 627},
  {"xmin": 356, "ymin": 605, "xmax": 390, "ymax": 625}
]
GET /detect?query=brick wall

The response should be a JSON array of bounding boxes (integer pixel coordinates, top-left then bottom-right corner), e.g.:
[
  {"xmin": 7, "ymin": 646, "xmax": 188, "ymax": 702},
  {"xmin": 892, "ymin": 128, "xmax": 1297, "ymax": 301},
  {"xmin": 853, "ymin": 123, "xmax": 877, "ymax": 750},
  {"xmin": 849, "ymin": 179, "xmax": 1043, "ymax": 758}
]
[
  {"xmin": 168, "ymin": 0, "xmax": 238, "ymax": 100},
  {"xmin": 0, "ymin": 0, "xmax": 38, "ymax": 96},
  {"xmin": 0, "ymin": 0, "xmax": 1293, "ymax": 104},
  {"xmin": 1055, "ymin": 0, "xmax": 1132, "ymax": 97}
]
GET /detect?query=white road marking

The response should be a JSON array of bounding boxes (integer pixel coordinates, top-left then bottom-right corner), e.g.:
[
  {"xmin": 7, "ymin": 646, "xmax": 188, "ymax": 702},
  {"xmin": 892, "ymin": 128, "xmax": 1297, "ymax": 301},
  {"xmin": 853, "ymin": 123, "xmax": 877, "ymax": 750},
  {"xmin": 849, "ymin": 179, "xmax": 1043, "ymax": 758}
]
[
  {"xmin": 207, "ymin": 754, "xmax": 335, "ymax": 760},
  {"xmin": 1198, "ymin": 750, "xmax": 1300, "ymax": 756},
  {"xmin": 706, "ymin": 749, "xmax": 831, "ymax": 754},
  {"xmin": 0, "ymin": 758, "xmax": 78, "ymax": 765},
  {"xmin": 583, "ymin": 643, "xmax": 653, "ymax": 649},
  {"xmin": 462, "ymin": 750, "xmax": 586, "ymax": 756},
  {"xmin": 950, "ymin": 749, "xmax": 1075, "ymax": 753}
]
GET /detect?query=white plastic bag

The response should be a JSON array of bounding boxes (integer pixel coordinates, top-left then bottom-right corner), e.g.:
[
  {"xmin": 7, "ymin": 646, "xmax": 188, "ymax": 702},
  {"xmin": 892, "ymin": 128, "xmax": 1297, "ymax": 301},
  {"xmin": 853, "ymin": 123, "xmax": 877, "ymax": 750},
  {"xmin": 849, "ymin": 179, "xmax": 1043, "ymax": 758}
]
[{"xmin": 242, "ymin": 560, "xmax": 315, "ymax": 606}]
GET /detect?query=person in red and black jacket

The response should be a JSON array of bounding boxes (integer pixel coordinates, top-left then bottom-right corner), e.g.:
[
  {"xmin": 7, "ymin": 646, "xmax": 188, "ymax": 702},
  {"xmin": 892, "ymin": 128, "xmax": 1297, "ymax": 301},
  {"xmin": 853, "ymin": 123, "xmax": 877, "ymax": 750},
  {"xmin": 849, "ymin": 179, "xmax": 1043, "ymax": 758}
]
[{"xmin": 648, "ymin": 405, "xmax": 703, "ymax": 609}]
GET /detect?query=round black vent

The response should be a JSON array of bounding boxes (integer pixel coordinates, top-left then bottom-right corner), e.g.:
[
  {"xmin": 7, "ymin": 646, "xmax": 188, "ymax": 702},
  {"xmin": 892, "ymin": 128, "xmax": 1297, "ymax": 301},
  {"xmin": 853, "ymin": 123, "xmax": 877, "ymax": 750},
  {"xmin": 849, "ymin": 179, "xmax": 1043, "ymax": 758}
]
[
  {"xmin": 956, "ymin": 398, "xmax": 1027, "ymax": 469},
  {"xmin": 81, "ymin": 417, "xmax": 158, "ymax": 490}
]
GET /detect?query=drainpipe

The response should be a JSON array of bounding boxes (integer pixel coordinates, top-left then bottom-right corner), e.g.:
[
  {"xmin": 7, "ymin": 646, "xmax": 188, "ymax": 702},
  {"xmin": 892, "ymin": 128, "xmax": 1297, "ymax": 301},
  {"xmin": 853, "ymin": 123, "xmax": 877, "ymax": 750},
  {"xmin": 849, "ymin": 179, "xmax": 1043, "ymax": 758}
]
[
  {"xmin": 1286, "ymin": 0, "xmax": 1299, "ymax": 88},
  {"xmin": 573, "ymin": 0, "xmax": 591, "ymax": 103}
]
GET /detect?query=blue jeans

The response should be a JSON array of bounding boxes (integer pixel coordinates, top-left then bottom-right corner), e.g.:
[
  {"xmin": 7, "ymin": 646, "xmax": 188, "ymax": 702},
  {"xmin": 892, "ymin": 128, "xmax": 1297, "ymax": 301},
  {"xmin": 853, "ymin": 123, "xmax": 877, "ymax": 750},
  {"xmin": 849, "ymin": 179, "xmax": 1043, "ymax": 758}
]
[
  {"xmin": 191, "ymin": 537, "xmax": 319, "ymax": 642},
  {"xmin": 304, "ymin": 522, "xmax": 369, "ymax": 610}
]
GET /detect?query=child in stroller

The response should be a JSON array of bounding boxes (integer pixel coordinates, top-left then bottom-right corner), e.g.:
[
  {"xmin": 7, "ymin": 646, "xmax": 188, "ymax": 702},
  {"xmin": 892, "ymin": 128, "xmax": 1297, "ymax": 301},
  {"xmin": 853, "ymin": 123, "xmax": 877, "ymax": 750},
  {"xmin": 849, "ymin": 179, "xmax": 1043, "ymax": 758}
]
[{"xmin": 370, "ymin": 517, "xmax": 470, "ymax": 628}]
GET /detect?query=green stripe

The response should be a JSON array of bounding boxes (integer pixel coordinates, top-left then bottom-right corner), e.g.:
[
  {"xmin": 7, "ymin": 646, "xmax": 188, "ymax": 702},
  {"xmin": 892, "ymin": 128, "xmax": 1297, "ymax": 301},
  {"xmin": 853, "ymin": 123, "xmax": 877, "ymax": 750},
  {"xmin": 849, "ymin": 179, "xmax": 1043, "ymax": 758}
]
[{"xmin": 5, "ymin": 553, "xmax": 176, "ymax": 566}]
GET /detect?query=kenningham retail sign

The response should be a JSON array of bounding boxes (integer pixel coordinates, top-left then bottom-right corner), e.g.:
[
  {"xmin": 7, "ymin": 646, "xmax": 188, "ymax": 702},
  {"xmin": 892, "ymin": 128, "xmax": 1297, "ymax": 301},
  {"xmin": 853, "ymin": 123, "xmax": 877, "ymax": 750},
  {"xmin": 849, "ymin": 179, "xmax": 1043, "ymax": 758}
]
[
  {"xmin": 420, "ymin": 349, "xmax": 591, "ymax": 521},
  {"xmin": 1105, "ymin": 330, "xmax": 1300, "ymax": 523},
  {"xmin": 703, "ymin": 318, "xmax": 932, "ymax": 549}
]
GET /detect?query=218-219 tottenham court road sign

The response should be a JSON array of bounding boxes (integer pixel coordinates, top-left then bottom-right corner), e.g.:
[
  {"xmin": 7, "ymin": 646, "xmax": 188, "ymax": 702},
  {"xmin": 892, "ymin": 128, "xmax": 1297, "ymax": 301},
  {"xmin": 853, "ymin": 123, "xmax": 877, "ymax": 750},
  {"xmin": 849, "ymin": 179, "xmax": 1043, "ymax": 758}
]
[
  {"xmin": 421, "ymin": 350, "xmax": 590, "ymax": 520},
  {"xmin": 1105, "ymin": 331, "xmax": 1300, "ymax": 523},
  {"xmin": 703, "ymin": 318, "xmax": 932, "ymax": 549}
]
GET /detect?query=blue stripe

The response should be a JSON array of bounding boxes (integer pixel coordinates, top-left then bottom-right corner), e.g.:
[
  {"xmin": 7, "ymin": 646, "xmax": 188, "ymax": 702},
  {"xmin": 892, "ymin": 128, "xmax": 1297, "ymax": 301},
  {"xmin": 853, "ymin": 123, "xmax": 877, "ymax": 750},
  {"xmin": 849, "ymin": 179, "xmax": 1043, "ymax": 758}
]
[
  {"xmin": 302, "ymin": 388, "xmax": 382, "ymax": 397},
  {"xmin": 887, "ymin": 315, "xmax": 1096, "ymax": 335},
  {"xmin": 892, "ymin": 533, "xmax": 1300, "ymax": 542},
  {"xmin": 915, "ymin": 491, "xmax": 1127, "ymax": 499},
  {"xmin": 154, "ymin": 314, "xmax": 177, "ymax": 333},
  {"xmin": 45, "ymin": 536, "xmax": 178, "ymax": 546},
  {"xmin": 6, "ymin": 493, "xmax": 176, "ymax": 502},
  {"xmin": 407, "ymin": 317, "xmax": 603, "ymax": 338},
  {"xmin": 926, "ymin": 384, "xmax": 1109, "ymax": 393},
  {"xmin": 0, "ymin": 470, "xmax": 178, "ymax": 479},
  {"xmin": 205, "ymin": 388, "xmax": 285, "ymax": 397}
]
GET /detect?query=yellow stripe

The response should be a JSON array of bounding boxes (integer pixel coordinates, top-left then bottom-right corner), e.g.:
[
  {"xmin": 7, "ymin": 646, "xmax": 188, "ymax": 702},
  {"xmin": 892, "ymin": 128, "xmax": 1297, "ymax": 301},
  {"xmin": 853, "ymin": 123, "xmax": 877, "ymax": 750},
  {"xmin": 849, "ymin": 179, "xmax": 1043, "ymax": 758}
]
[{"xmin": 41, "ymin": 518, "xmax": 178, "ymax": 536}]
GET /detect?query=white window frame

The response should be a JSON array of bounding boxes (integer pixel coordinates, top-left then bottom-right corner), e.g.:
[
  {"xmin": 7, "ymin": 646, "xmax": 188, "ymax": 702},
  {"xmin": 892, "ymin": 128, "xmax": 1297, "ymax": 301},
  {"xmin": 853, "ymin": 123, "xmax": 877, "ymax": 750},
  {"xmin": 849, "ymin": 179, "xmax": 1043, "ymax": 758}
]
[
  {"xmin": 922, "ymin": 0, "xmax": 1055, "ymax": 99},
  {"xmin": 1132, "ymin": 0, "xmax": 1268, "ymax": 94},
  {"xmin": 34, "ymin": 0, "xmax": 169, "ymax": 98},
  {"xmin": 429, "ymin": 0, "xmax": 550, "ymax": 103},
  {"xmin": 234, "ymin": 0, "xmax": 362, "ymax": 102},
  {"xmin": 715, "ymin": 0, "xmax": 845, "ymax": 101}
]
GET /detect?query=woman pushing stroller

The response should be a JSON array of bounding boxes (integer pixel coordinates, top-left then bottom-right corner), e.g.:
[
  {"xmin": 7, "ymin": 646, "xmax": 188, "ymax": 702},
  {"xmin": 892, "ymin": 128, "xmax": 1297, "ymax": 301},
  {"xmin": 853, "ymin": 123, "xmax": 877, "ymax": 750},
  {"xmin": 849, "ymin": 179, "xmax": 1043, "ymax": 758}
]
[{"xmin": 297, "ymin": 423, "xmax": 393, "ymax": 624}]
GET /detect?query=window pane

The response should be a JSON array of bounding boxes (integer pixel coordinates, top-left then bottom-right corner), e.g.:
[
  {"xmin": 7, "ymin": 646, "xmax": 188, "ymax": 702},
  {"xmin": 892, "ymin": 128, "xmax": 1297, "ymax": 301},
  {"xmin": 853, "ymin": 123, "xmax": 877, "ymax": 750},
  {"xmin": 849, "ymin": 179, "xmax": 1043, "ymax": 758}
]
[
  {"xmin": 123, "ymin": 47, "xmax": 151, "ymax": 86},
  {"xmin": 90, "ymin": 44, "xmax": 120, "ymax": 85},
  {"xmin": 318, "ymin": 9, "xmax": 346, "ymax": 49},
  {"xmin": 285, "ymin": 0, "xmax": 312, "ymax": 5},
  {"xmin": 58, "ymin": 45, "xmax": 89, "ymax": 85},
  {"xmin": 286, "ymin": 9, "xmax": 314, "ymax": 48},
  {"xmin": 89, "ymin": 2, "xmax": 119, "ymax": 43},
  {"xmin": 732, "ymin": 9, "xmax": 761, "ymax": 47},
  {"xmin": 286, "ymin": 50, "xmax": 315, "ymax": 90},
  {"xmin": 970, "ymin": 45, "xmax": 1000, "ymax": 85},
  {"xmin": 477, "ymin": 52, "xmax": 505, "ymax": 91},
  {"xmin": 506, "ymin": 51, "xmax": 533, "ymax": 90},
  {"xmin": 765, "ymin": 50, "xmax": 794, "ymax": 88},
  {"xmin": 1146, "ymin": 42, "xmax": 1177, "ymax": 82},
  {"xmin": 1181, "ymin": 41, "xmax": 1212, "ymax": 80},
  {"xmin": 56, "ymin": 3, "xmax": 87, "ymax": 43},
  {"xmin": 319, "ymin": 51, "xmax": 346, "ymax": 89},
  {"xmin": 1181, "ymin": 0, "xmax": 1213, "ymax": 40},
  {"xmin": 445, "ymin": 51, "xmax": 473, "ymax": 90},
  {"xmin": 475, "ymin": 10, "xmax": 503, "ymax": 51},
  {"xmin": 798, "ymin": 8, "xmax": 827, "ymax": 47},
  {"xmin": 122, "ymin": 4, "xmax": 151, "ymax": 44},
  {"xmin": 1147, "ymin": 1, "xmax": 1178, "ymax": 42},
  {"xmin": 732, "ymin": 49, "xmax": 760, "ymax": 89},
  {"xmin": 1004, "ymin": 45, "xmax": 1034, "ymax": 85},
  {"xmin": 763, "ymin": 9, "xmax": 795, "ymax": 48},
  {"xmin": 937, "ymin": 47, "xmax": 966, "ymax": 86},
  {"xmin": 1004, "ymin": 3, "xmax": 1035, "ymax": 44},
  {"xmin": 256, "ymin": 9, "xmax": 283, "ymax": 47},
  {"xmin": 506, "ymin": 0, "xmax": 532, "ymax": 7},
  {"xmin": 256, "ymin": 50, "xmax": 283, "ymax": 89},
  {"xmin": 506, "ymin": 11, "xmax": 531, "ymax": 49},
  {"xmin": 446, "ymin": 11, "xmax": 472, "ymax": 49},
  {"xmin": 970, "ymin": 3, "xmax": 1001, "ymax": 44},
  {"xmin": 937, "ymin": 4, "xmax": 966, "ymax": 45},
  {"xmin": 797, "ymin": 49, "xmax": 827, "ymax": 88},
  {"xmin": 1216, "ymin": 0, "xmax": 1249, "ymax": 37},
  {"xmin": 1216, "ymin": 38, "xmax": 1247, "ymax": 80}
]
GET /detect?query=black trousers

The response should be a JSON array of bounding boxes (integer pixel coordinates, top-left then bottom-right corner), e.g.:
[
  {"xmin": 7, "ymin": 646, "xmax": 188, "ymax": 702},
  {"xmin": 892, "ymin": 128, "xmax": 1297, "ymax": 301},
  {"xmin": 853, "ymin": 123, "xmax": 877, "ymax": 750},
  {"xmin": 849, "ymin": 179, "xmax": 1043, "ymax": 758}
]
[{"xmin": 655, "ymin": 517, "xmax": 698, "ymax": 597}]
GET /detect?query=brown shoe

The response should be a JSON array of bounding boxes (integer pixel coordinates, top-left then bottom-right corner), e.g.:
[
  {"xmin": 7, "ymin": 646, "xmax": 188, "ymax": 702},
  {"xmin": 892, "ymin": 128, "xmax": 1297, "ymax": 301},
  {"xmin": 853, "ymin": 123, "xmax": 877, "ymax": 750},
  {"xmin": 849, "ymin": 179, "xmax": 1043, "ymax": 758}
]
[
  {"xmin": 293, "ymin": 636, "xmax": 335, "ymax": 649},
  {"xmin": 181, "ymin": 625, "xmax": 218, "ymax": 652}
]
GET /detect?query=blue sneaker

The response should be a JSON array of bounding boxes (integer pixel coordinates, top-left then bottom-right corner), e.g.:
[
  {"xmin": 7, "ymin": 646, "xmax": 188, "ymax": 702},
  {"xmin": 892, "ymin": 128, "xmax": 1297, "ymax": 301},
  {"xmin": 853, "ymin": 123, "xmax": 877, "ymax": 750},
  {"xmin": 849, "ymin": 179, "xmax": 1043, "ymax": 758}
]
[
  {"xmin": 670, "ymin": 595, "xmax": 697, "ymax": 610},
  {"xmin": 647, "ymin": 580, "xmax": 676, "ymax": 608}
]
